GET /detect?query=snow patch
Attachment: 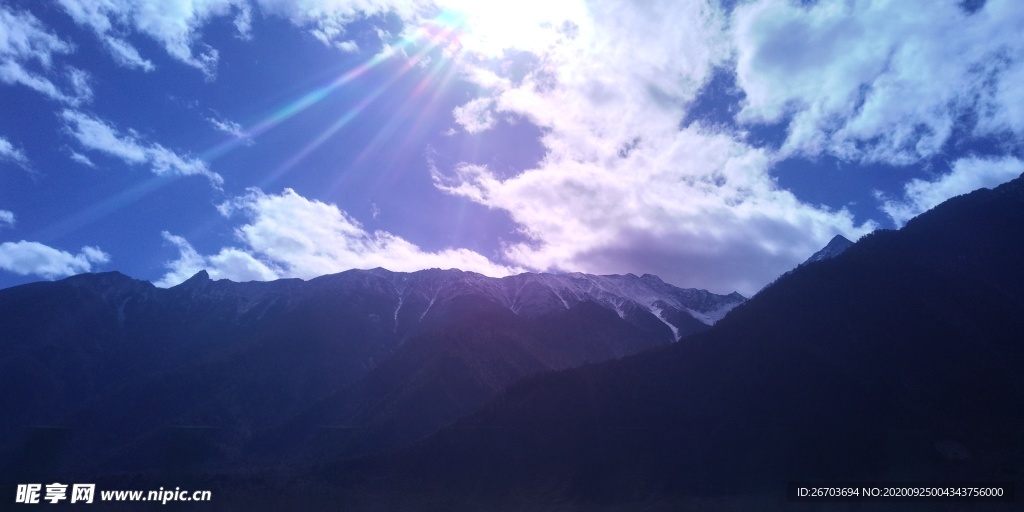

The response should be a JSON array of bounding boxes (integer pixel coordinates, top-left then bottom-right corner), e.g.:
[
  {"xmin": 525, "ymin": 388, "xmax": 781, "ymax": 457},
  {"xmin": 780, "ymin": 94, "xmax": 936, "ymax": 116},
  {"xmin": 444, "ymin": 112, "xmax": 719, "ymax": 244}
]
[{"xmin": 648, "ymin": 304, "xmax": 679, "ymax": 341}]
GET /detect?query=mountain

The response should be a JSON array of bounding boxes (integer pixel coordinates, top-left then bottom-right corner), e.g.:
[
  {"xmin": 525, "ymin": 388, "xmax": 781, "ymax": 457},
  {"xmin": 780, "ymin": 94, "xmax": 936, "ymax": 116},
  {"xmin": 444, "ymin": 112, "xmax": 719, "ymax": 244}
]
[
  {"xmin": 802, "ymin": 234, "xmax": 853, "ymax": 265},
  {"xmin": 0, "ymin": 267, "xmax": 742, "ymax": 480},
  {"xmin": 302, "ymin": 175, "xmax": 1024, "ymax": 511}
]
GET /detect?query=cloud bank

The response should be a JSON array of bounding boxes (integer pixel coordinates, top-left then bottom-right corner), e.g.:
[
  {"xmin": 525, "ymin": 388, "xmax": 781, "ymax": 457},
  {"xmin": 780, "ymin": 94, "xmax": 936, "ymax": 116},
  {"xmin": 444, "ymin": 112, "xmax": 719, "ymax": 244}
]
[
  {"xmin": 732, "ymin": 0, "xmax": 1024, "ymax": 164},
  {"xmin": 156, "ymin": 188, "xmax": 517, "ymax": 287},
  {"xmin": 426, "ymin": 0, "xmax": 1024, "ymax": 293},
  {"xmin": 90, "ymin": 0, "xmax": 1020, "ymax": 294},
  {"xmin": 431, "ymin": 0, "xmax": 872, "ymax": 294},
  {"xmin": 7, "ymin": 0, "xmax": 1024, "ymax": 294},
  {"xmin": 0, "ymin": 241, "xmax": 109, "ymax": 280},
  {"xmin": 0, "ymin": 207, "xmax": 109, "ymax": 281}
]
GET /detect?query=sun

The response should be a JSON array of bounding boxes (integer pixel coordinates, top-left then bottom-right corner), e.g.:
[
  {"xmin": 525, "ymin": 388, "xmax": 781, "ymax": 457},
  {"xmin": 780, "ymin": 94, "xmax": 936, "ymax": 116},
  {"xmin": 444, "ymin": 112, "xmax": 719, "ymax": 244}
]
[{"xmin": 434, "ymin": 0, "xmax": 588, "ymax": 58}]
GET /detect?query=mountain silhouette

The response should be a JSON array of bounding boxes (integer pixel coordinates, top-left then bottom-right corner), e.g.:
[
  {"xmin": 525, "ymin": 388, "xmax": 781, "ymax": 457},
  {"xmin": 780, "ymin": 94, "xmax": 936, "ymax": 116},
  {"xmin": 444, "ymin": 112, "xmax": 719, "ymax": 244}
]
[
  {"xmin": 305, "ymin": 174, "xmax": 1024, "ymax": 510},
  {"xmin": 4, "ymin": 173, "xmax": 1023, "ymax": 511},
  {"xmin": 0, "ymin": 268, "xmax": 740, "ymax": 481}
]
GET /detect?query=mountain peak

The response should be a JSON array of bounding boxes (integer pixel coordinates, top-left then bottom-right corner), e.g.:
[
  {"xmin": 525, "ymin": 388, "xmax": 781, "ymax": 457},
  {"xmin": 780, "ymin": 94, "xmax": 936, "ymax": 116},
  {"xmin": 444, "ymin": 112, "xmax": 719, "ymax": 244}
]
[
  {"xmin": 640, "ymin": 273, "xmax": 665, "ymax": 284},
  {"xmin": 178, "ymin": 269, "xmax": 211, "ymax": 287},
  {"xmin": 190, "ymin": 269, "xmax": 211, "ymax": 281},
  {"xmin": 803, "ymin": 234, "xmax": 854, "ymax": 265}
]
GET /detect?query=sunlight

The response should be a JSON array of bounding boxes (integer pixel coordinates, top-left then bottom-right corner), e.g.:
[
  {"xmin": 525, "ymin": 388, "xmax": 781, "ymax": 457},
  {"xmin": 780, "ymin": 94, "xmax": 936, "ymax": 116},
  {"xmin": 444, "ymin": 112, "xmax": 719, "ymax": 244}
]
[
  {"xmin": 335, "ymin": 50, "xmax": 463, "ymax": 190},
  {"xmin": 196, "ymin": 3, "xmax": 586, "ymax": 170},
  {"xmin": 258, "ymin": 24, "xmax": 462, "ymax": 186},
  {"xmin": 200, "ymin": 22, "xmax": 462, "ymax": 163},
  {"xmin": 435, "ymin": 0, "xmax": 588, "ymax": 57},
  {"xmin": 195, "ymin": 2, "xmax": 587, "ymax": 183}
]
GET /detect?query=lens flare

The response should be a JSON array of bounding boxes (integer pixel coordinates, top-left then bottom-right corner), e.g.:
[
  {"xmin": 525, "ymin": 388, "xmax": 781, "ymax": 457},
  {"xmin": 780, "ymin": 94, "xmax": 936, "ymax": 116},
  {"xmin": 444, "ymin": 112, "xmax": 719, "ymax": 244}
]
[
  {"xmin": 200, "ymin": 19, "xmax": 462, "ymax": 167},
  {"xmin": 255, "ymin": 21, "xmax": 463, "ymax": 187}
]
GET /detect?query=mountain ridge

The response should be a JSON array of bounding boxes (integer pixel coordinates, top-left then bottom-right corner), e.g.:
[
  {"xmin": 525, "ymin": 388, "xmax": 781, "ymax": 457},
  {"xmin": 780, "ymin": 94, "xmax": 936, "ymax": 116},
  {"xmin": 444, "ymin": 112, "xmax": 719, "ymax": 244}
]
[
  {"xmin": 14, "ymin": 267, "xmax": 745, "ymax": 334},
  {"xmin": 303, "ymin": 173, "xmax": 1024, "ymax": 510},
  {"xmin": 0, "ymin": 267, "xmax": 742, "ymax": 480}
]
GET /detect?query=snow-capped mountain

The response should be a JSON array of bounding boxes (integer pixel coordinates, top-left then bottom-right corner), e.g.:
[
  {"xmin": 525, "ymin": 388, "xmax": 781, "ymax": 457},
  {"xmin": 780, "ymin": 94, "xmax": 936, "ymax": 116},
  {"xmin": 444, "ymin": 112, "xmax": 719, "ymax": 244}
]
[
  {"xmin": 0, "ymin": 267, "xmax": 741, "ymax": 475},
  {"xmin": 171, "ymin": 268, "xmax": 745, "ymax": 342},
  {"xmin": 310, "ymin": 268, "xmax": 746, "ymax": 342},
  {"xmin": 802, "ymin": 234, "xmax": 854, "ymax": 265}
]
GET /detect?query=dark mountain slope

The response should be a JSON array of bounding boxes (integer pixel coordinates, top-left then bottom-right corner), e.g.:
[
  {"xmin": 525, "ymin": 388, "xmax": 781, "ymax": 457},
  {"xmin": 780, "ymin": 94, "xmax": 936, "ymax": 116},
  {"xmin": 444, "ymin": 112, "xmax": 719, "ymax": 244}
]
[
  {"xmin": 0, "ymin": 268, "xmax": 739, "ymax": 480},
  {"xmin": 0, "ymin": 270, "xmax": 408, "ymax": 478},
  {"xmin": 316, "ymin": 174, "xmax": 1024, "ymax": 510},
  {"xmin": 260, "ymin": 298, "xmax": 665, "ymax": 465}
]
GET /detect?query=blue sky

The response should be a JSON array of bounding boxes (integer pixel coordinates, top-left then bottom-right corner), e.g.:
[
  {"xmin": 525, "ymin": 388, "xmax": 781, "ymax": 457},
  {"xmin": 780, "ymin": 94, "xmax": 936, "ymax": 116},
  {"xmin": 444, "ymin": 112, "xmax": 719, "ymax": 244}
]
[{"xmin": 1, "ymin": 0, "xmax": 1022, "ymax": 296}]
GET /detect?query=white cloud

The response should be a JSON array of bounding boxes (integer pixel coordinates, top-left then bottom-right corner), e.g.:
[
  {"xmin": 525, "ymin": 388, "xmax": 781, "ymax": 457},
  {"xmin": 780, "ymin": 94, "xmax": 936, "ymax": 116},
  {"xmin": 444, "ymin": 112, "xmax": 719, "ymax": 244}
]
[
  {"xmin": 257, "ymin": 0, "xmax": 428, "ymax": 48},
  {"xmin": 334, "ymin": 40, "xmax": 359, "ymax": 53},
  {"xmin": 36, "ymin": 0, "xmax": 585, "ymax": 79},
  {"xmin": 155, "ymin": 231, "xmax": 278, "ymax": 287},
  {"xmin": 434, "ymin": 0, "xmax": 590, "ymax": 57},
  {"xmin": 103, "ymin": 36, "xmax": 156, "ymax": 72},
  {"xmin": 66, "ymin": 66, "xmax": 93, "ymax": 102},
  {"xmin": 55, "ymin": 0, "xmax": 249, "ymax": 77},
  {"xmin": 43, "ymin": 0, "xmax": 587, "ymax": 78},
  {"xmin": 427, "ymin": 0, "xmax": 878, "ymax": 295},
  {"xmin": 69, "ymin": 150, "xmax": 95, "ymax": 167},
  {"xmin": 0, "ymin": 241, "xmax": 109, "ymax": 279},
  {"xmin": 0, "ymin": 60, "xmax": 67, "ymax": 101},
  {"xmin": 0, "ymin": 7, "xmax": 71, "ymax": 67},
  {"xmin": 52, "ymin": 0, "xmax": 434, "ymax": 76},
  {"xmin": 419, "ymin": 0, "xmax": 1024, "ymax": 294},
  {"xmin": 0, "ymin": 5, "xmax": 91, "ymax": 104},
  {"xmin": 61, "ymin": 110, "xmax": 223, "ymax": 186},
  {"xmin": 977, "ymin": 57, "xmax": 1024, "ymax": 137},
  {"xmin": 434, "ymin": 129, "xmax": 874, "ymax": 296},
  {"xmin": 479, "ymin": 0, "xmax": 731, "ymax": 162},
  {"xmin": 458, "ymin": 66, "xmax": 510, "ymax": 91},
  {"xmin": 732, "ymin": 0, "xmax": 1024, "ymax": 164},
  {"xmin": 0, "ymin": 136, "xmax": 28, "ymax": 166},
  {"xmin": 0, "ymin": 210, "xmax": 13, "ymax": 227},
  {"xmin": 207, "ymin": 115, "xmax": 254, "ymax": 145},
  {"xmin": 156, "ymin": 188, "xmax": 517, "ymax": 287},
  {"xmin": 9, "ymin": 0, "xmax": 1018, "ymax": 295},
  {"xmin": 879, "ymin": 156, "xmax": 1024, "ymax": 228},
  {"xmin": 233, "ymin": 3, "xmax": 253, "ymax": 39},
  {"xmin": 452, "ymin": 97, "xmax": 495, "ymax": 133}
]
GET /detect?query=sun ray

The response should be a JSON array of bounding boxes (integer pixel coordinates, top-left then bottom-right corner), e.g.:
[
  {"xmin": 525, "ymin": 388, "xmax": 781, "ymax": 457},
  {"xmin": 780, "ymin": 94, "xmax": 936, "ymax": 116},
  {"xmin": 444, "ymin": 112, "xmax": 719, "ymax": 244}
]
[
  {"xmin": 34, "ymin": 21, "xmax": 465, "ymax": 250},
  {"xmin": 256, "ymin": 23, "xmax": 463, "ymax": 188},
  {"xmin": 198, "ymin": 18, "xmax": 465, "ymax": 165},
  {"xmin": 26, "ymin": 176, "xmax": 173, "ymax": 243},
  {"xmin": 330, "ymin": 45, "xmax": 463, "ymax": 193}
]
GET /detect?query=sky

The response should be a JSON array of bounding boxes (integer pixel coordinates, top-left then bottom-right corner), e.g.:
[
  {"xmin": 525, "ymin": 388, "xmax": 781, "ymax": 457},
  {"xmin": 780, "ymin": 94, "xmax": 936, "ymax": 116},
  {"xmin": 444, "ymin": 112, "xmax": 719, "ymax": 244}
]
[{"xmin": 0, "ymin": 0, "xmax": 1022, "ymax": 296}]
